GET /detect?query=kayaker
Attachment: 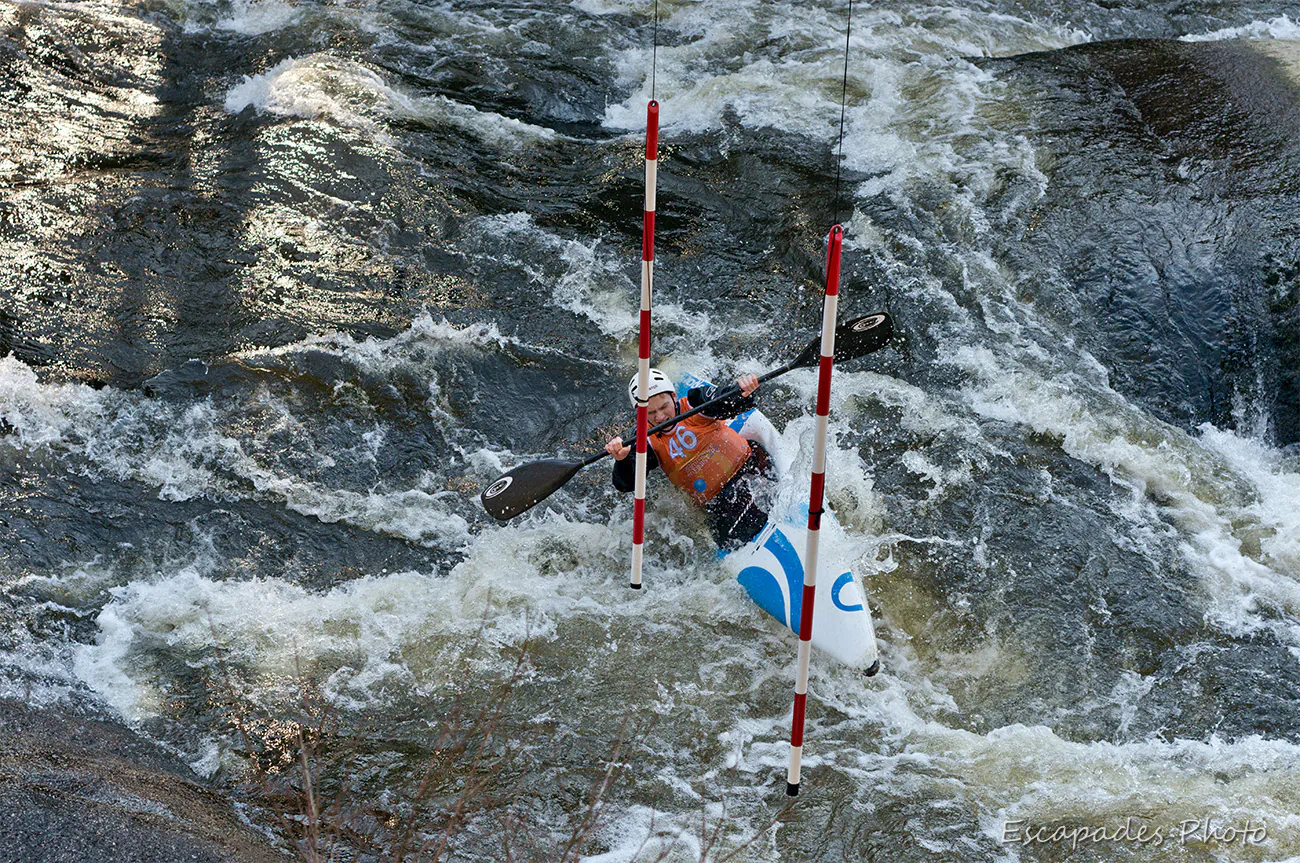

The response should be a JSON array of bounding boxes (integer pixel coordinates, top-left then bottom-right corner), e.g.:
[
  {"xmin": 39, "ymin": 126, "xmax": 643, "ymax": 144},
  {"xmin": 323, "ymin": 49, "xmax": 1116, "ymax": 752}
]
[{"xmin": 605, "ymin": 369, "xmax": 774, "ymax": 548}]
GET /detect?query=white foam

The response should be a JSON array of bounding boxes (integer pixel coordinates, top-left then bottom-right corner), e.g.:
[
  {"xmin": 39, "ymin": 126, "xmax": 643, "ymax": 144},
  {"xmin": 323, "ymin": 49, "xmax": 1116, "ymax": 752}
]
[
  {"xmin": 77, "ymin": 562, "xmax": 454, "ymax": 721},
  {"xmin": 699, "ymin": 630, "xmax": 1300, "ymax": 855},
  {"xmin": 601, "ymin": 0, "xmax": 1080, "ymax": 206},
  {"xmin": 1181, "ymin": 16, "xmax": 1300, "ymax": 42},
  {"xmin": 946, "ymin": 340, "xmax": 1300, "ymax": 648},
  {"xmin": 203, "ymin": 0, "xmax": 300, "ymax": 36},
  {"xmin": 240, "ymin": 312, "xmax": 527, "ymax": 369},
  {"xmin": 68, "ymin": 501, "xmax": 764, "ymax": 723},
  {"xmin": 224, "ymin": 54, "xmax": 555, "ymax": 145},
  {"xmin": 0, "ymin": 356, "xmax": 108, "ymax": 449},
  {"xmin": 425, "ymin": 94, "xmax": 558, "ymax": 147},
  {"xmin": 89, "ymin": 400, "xmax": 233, "ymax": 502},
  {"xmin": 74, "ymin": 592, "xmax": 164, "ymax": 723},
  {"xmin": 1197, "ymin": 424, "xmax": 1300, "ymax": 576},
  {"xmin": 0, "ymin": 352, "xmax": 470, "ymax": 545},
  {"xmin": 224, "ymin": 56, "xmax": 394, "ymax": 126},
  {"xmin": 0, "ymin": 631, "xmax": 83, "ymax": 708},
  {"xmin": 60, "ymin": 391, "xmax": 869, "ymax": 738},
  {"xmin": 570, "ymin": 0, "xmax": 632, "ymax": 16},
  {"xmin": 473, "ymin": 213, "xmax": 713, "ymax": 341},
  {"xmin": 550, "ymin": 607, "xmax": 1300, "ymax": 856},
  {"xmin": 582, "ymin": 801, "xmax": 759, "ymax": 863}
]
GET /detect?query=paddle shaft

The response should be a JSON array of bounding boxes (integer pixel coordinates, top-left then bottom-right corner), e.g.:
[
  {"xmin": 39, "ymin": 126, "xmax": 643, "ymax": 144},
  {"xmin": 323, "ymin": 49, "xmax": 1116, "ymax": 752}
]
[
  {"xmin": 479, "ymin": 311, "xmax": 891, "ymax": 521},
  {"xmin": 579, "ymin": 360, "xmax": 799, "ymax": 469}
]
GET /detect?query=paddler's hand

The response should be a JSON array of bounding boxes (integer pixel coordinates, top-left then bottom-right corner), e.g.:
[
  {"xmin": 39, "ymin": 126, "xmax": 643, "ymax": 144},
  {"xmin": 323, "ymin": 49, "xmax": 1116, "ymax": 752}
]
[
  {"xmin": 737, "ymin": 374, "xmax": 759, "ymax": 397},
  {"xmin": 605, "ymin": 436, "xmax": 632, "ymax": 460}
]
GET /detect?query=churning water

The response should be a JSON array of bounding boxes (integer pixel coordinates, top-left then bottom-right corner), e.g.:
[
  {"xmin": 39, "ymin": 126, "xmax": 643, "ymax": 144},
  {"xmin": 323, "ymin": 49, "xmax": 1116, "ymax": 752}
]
[{"xmin": 3, "ymin": 0, "xmax": 1300, "ymax": 859}]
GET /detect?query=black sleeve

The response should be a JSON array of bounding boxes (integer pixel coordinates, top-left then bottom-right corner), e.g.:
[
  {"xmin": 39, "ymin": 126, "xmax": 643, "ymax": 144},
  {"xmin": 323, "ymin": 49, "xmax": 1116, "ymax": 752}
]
[
  {"xmin": 686, "ymin": 384, "xmax": 756, "ymax": 420},
  {"xmin": 612, "ymin": 446, "xmax": 659, "ymax": 492}
]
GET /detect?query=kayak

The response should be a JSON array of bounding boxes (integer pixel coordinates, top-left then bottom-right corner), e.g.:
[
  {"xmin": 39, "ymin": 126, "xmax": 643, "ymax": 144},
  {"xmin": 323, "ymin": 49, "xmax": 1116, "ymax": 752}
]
[{"xmin": 676, "ymin": 374, "xmax": 880, "ymax": 672}]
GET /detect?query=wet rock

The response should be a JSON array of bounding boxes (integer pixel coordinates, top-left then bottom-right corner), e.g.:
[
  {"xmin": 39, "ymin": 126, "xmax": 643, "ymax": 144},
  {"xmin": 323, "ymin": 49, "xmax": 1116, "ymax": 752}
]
[
  {"xmin": 0, "ymin": 700, "xmax": 281, "ymax": 863},
  {"xmin": 985, "ymin": 38, "xmax": 1300, "ymax": 445}
]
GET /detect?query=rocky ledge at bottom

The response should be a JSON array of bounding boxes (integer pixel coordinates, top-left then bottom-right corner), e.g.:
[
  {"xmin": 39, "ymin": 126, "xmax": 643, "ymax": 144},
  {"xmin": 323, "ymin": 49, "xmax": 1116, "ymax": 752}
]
[{"xmin": 0, "ymin": 699, "xmax": 283, "ymax": 863}]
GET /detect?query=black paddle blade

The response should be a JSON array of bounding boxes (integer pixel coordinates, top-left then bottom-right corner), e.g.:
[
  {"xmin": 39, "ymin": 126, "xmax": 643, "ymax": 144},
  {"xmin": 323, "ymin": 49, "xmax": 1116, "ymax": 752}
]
[
  {"xmin": 838, "ymin": 311, "xmax": 893, "ymax": 360},
  {"xmin": 480, "ymin": 458, "xmax": 585, "ymax": 521},
  {"xmin": 788, "ymin": 311, "xmax": 894, "ymax": 369}
]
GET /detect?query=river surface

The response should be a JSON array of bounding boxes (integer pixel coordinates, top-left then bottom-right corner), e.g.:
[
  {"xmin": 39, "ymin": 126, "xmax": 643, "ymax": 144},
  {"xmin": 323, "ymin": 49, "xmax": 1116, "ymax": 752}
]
[{"xmin": 3, "ymin": 0, "xmax": 1300, "ymax": 860}]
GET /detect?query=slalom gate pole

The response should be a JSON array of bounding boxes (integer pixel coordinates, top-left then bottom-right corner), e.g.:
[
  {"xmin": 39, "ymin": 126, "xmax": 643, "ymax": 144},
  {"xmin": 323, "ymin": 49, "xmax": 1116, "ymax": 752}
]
[
  {"xmin": 786, "ymin": 224, "xmax": 843, "ymax": 796},
  {"xmin": 630, "ymin": 99, "xmax": 659, "ymax": 591}
]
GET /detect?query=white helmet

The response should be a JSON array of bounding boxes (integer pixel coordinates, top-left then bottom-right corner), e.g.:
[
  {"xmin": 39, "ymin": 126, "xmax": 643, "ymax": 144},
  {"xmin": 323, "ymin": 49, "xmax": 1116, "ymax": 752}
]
[{"xmin": 628, "ymin": 368, "xmax": 675, "ymax": 407}]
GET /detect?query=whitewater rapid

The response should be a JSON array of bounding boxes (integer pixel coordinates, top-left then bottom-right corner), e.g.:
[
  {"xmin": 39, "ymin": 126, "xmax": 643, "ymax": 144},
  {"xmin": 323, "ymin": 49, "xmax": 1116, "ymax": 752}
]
[{"xmin": 3, "ymin": 0, "xmax": 1300, "ymax": 860}]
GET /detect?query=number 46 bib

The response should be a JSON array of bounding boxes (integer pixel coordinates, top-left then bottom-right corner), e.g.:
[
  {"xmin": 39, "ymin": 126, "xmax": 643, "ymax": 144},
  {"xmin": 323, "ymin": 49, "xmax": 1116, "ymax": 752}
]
[{"xmin": 648, "ymin": 397, "xmax": 753, "ymax": 504}]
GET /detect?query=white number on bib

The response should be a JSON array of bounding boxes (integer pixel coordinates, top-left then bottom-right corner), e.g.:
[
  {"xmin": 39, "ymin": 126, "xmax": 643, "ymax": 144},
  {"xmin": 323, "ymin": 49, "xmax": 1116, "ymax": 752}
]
[{"xmin": 668, "ymin": 426, "xmax": 697, "ymax": 460}]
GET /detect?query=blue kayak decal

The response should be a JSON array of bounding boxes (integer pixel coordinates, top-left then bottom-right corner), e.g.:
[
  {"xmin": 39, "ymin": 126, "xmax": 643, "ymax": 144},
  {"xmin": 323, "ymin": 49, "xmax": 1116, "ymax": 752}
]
[
  {"xmin": 736, "ymin": 526, "xmax": 805, "ymax": 633},
  {"xmin": 831, "ymin": 571, "xmax": 863, "ymax": 612}
]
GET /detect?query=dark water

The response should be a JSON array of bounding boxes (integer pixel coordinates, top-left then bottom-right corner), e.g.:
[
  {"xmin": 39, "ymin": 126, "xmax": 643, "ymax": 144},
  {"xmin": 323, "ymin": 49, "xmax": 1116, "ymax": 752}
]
[{"xmin": 3, "ymin": 0, "xmax": 1300, "ymax": 860}]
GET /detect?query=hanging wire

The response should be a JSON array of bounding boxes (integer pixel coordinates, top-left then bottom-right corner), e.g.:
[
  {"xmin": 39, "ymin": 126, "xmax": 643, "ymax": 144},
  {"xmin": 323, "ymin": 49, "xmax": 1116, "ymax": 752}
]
[
  {"xmin": 651, "ymin": 0, "xmax": 659, "ymax": 101},
  {"xmin": 833, "ymin": 0, "xmax": 854, "ymax": 226}
]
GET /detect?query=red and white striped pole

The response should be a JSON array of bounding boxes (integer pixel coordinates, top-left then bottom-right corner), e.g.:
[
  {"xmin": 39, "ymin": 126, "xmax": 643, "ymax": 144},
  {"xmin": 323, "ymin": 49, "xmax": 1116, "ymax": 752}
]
[
  {"xmin": 630, "ymin": 100, "xmax": 659, "ymax": 590},
  {"xmin": 786, "ymin": 223, "xmax": 843, "ymax": 796}
]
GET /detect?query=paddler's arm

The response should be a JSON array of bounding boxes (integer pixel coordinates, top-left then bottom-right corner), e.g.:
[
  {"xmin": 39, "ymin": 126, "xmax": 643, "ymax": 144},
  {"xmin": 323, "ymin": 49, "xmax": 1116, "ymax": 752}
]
[
  {"xmin": 688, "ymin": 373, "xmax": 759, "ymax": 419},
  {"xmin": 607, "ymin": 437, "xmax": 659, "ymax": 492}
]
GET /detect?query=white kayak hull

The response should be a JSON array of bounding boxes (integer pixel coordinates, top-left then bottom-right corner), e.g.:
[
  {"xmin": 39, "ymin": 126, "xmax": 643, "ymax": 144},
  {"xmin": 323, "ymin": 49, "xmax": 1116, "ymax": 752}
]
[{"xmin": 677, "ymin": 374, "xmax": 879, "ymax": 670}]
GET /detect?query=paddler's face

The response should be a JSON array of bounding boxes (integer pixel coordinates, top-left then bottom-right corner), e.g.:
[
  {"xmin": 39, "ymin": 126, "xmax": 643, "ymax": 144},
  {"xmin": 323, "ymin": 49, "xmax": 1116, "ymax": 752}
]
[{"xmin": 647, "ymin": 392, "xmax": 678, "ymax": 429}]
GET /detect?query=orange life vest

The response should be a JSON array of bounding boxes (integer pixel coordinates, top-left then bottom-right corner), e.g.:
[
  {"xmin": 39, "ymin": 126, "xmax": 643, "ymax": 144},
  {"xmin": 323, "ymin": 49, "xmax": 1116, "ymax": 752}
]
[{"xmin": 649, "ymin": 397, "xmax": 752, "ymax": 504}]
